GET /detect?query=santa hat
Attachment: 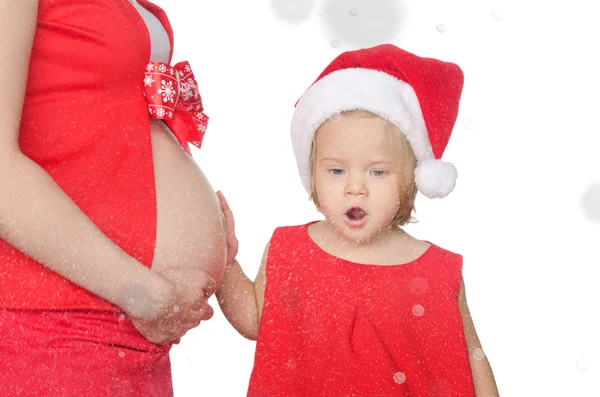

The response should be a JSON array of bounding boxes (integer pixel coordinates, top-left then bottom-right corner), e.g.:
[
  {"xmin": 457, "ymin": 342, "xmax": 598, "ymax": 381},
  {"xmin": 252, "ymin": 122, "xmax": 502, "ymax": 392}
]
[{"xmin": 291, "ymin": 44, "xmax": 464, "ymax": 199}]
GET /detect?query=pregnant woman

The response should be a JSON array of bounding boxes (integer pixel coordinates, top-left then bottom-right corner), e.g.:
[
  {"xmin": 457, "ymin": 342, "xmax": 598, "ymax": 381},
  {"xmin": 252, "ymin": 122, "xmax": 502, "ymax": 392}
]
[{"xmin": 0, "ymin": 1, "xmax": 226, "ymax": 396}]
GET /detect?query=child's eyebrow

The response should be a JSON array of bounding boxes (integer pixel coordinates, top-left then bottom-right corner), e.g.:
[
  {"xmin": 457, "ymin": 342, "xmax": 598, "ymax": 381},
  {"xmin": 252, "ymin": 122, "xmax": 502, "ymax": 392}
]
[
  {"xmin": 367, "ymin": 160, "xmax": 391, "ymax": 166},
  {"xmin": 318, "ymin": 157, "xmax": 343, "ymax": 163},
  {"xmin": 318, "ymin": 158, "xmax": 392, "ymax": 165}
]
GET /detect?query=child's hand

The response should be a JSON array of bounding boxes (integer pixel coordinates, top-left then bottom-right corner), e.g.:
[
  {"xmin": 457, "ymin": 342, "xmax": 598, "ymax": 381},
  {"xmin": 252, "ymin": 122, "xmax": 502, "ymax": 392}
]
[
  {"xmin": 128, "ymin": 268, "xmax": 217, "ymax": 345},
  {"xmin": 216, "ymin": 191, "xmax": 239, "ymax": 266}
]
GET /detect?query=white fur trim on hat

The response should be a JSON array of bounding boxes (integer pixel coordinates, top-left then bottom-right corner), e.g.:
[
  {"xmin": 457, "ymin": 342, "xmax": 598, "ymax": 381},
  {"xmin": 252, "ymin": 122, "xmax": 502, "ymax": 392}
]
[{"xmin": 291, "ymin": 67, "xmax": 457, "ymax": 199}]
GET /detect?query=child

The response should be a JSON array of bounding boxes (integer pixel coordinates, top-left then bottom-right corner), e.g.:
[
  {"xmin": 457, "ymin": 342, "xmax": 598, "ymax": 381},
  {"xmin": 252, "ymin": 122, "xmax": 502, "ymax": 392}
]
[{"xmin": 216, "ymin": 44, "xmax": 499, "ymax": 396}]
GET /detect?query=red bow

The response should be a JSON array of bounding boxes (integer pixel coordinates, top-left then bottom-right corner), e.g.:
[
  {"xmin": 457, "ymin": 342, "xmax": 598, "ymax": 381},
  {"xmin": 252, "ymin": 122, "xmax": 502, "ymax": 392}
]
[{"xmin": 143, "ymin": 61, "xmax": 208, "ymax": 154}]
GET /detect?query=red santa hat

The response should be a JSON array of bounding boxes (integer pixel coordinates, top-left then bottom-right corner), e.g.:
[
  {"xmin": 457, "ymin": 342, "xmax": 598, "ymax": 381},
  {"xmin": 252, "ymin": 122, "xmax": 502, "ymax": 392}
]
[{"xmin": 291, "ymin": 44, "xmax": 464, "ymax": 199}]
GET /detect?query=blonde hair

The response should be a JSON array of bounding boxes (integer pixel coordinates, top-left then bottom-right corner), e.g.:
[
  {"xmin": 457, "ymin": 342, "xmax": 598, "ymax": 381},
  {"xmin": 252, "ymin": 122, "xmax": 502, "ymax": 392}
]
[{"xmin": 308, "ymin": 110, "xmax": 418, "ymax": 227}]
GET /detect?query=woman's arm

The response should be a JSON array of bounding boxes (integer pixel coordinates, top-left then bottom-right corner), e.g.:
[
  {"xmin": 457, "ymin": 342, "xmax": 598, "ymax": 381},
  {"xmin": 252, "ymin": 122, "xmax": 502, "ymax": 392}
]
[
  {"xmin": 0, "ymin": 1, "xmax": 215, "ymax": 345},
  {"xmin": 459, "ymin": 278, "xmax": 500, "ymax": 396},
  {"xmin": 214, "ymin": 191, "xmax": 267, "ymax": 341},
  {"xmin": 0, "ymin": 0, "xmax": 168, "ymax": 318}
]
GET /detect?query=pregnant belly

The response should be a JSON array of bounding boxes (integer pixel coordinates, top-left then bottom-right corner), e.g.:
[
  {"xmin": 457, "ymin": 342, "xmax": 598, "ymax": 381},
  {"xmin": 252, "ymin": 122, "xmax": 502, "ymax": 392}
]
[{"xmin": 148, "ymin": 119, "xmax": 226, "ymax": 285}]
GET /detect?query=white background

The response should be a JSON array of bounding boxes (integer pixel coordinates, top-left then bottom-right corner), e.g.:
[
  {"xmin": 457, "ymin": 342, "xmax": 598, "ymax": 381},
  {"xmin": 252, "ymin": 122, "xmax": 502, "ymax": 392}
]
[{"xmin": 150, "ymin": 0, "xmax": 600, "ymax": 395}]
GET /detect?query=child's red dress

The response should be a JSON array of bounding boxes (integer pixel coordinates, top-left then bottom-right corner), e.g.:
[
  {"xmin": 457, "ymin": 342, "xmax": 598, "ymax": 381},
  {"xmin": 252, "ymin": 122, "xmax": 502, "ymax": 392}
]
[{"xmin": 248, "ymin": 222, "xmax": 476, "ymax": 396}]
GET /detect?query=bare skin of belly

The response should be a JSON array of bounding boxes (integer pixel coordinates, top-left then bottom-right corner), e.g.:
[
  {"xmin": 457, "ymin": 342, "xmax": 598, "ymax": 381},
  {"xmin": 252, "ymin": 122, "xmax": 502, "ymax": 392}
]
[{"xmin": 148, "ymin": 119, "xmax": 227, "ymax": 286}]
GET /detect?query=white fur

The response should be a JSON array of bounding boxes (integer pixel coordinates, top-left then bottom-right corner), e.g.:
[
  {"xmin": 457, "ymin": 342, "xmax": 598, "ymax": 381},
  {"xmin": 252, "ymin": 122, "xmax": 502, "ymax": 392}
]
[
  {"xmin": 414, "ymin": 158, "xmax": 457, "ymax": 199},
  {"xmin": 291, "ymin": 67, "xmax": 456, "ymax": 198}
]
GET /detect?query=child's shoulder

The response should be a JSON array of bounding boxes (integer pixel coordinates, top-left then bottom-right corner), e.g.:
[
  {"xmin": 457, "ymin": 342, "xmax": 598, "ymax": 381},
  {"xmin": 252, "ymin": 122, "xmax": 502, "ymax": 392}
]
[
  {"xmin": 270, "ymin": 221, "xmax": 316, "ymax": 236},
  {"xmin": 422, "ymin": 239, "xmax": 463, "ymax": 262},
  {"xmin": 267, "ymin": 221, "xmax": 314, "ymax": 244}
]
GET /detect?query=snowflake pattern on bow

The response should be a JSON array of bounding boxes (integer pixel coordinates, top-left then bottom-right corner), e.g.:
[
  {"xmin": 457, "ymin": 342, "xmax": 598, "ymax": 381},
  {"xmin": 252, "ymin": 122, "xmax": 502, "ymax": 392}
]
[
  {"xmin": 158, "ymin": 80, "xmax": 176, "ymax": 103},
  {"xmin": 143, "ymin": 61, "xmax": 209, "ymax": 153}
]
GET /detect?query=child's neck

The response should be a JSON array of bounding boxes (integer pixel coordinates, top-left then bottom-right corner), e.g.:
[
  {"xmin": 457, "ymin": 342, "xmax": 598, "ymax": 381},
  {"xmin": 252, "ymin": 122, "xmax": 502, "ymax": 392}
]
[{"xmin": 308, "ymin": 221, "xmax": 429, "ymax": 266}]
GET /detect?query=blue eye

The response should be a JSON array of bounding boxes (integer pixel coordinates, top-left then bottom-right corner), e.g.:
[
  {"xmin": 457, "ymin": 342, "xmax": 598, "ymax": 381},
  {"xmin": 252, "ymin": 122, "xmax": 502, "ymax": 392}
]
[
  {"xmin": 371, "ymin": 169, "xmax": 386, "ymax": 177},
  {"xmin": 330, "ymin": 168, "xmax": 345, "ymax": 175}
]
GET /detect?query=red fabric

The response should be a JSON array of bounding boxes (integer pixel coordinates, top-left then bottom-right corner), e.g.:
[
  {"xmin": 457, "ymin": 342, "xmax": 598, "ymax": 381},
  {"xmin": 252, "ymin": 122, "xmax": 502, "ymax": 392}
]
[
  {"xmin": 248, "ymin": 223, "xmax": 476, "ymax": 397},
  {"xmin": 144, "ymin": 61, "xmax": 209, "ymax": 154},
  {"xmin": 298, "ymin": 44, "xmax": 464, "ymax": 159},
  {"xmin": 0, "ymin": 0, "xmax": 173, "ymax": 310},
  {"xmin": 0, "ymin": 309, "xmax": 173, "ymax": 396}
]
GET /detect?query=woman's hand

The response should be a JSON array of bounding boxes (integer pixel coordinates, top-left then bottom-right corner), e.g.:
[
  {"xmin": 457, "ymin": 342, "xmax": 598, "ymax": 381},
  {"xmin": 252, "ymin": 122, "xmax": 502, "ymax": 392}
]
[
  {"xmin": 216, "ymin": 191, "xmax": 239, "ymax": 266},
  {"xmin": 127, "ymin": 268, "xmax": 217, "ymax": 345}
]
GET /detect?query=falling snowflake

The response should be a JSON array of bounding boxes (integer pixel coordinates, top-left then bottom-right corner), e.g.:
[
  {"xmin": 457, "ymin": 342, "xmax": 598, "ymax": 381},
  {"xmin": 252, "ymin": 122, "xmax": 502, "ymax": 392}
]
[
  {"xmin": 412, "ymin": 304, "xmax": 425, "ymax": 316},
  {"xmin": 436, "ymin": 24, "xmax": 446, "ymax": 33},
  {"xmin": 491, "ymin": 8, "xmax": 506, "ymax": 21},
  {"xmin": 118, "ymin": 351, "xmax": 126, "ymax": 358},
  {"xmin": 118, "ymin": 314, "xmax": 126, "ymax": 321},
  {"xmin": 280, "ymin": 289, "xmax": 303, "ymax": 312},
  {"xmin": 158, "ymin": 80, "xmax": 176, "ymax": 103},
  {"xmin": 330, "ymin": 39, "xmax": 341, "ymax": 48},
  {"xmin": 393, "ymin": 372, "xmax": 406, "ymax": 384},
  {"xmin": 324, "ymin": 0, "xmax": 401, "ymax": 47},
  {"xmin": 472, "ymin": 348, "xmax": 486, "ymax": 360},
  {"xmin": 576, "ymin": 358, "xmax": 590, "ymax": 372},
  {"xmin": 143, "ymin": 75, "xmax": 155, "ymax": 87},
  {"xmin": 270, "ymin": 0, "xmax": 315, "ymax": 23},
  {"xmin": 409, "ymin": 277, "xmax": 429, "ymax": 295},
  {"xmin": 284, "ymin": 358, "xmax": 297, "ymax": 371},
  {"xmin": 581, "ymin": 183, "xmax": 600, "ymax": 223},
  {"xmin": 462, "ymin": 115, "xmax": 477, "ymax": 130}
]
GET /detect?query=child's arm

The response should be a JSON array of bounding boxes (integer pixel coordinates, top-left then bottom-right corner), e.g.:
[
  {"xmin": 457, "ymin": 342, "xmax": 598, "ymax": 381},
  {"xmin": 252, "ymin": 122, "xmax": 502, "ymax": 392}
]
[
  {"xmin": 215, "ymin": 191, "xmax": 267, "ymax": 341},
  {"xmin": 459, "ymin": 278, "xmax": 500, "ymax": 396}
]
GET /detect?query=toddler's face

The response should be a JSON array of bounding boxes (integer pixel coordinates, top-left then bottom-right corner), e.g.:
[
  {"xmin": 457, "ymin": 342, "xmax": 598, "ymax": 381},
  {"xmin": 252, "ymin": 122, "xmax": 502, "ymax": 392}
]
[{"xmin": 313, "ymin": 115, "xmax": 406, "ymax": 244}]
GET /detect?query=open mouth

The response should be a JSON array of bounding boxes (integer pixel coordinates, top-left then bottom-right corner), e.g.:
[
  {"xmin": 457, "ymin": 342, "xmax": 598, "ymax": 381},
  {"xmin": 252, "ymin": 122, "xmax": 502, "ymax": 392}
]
[{"xmin": 345, "ymin": 207, "xmax": 367, "ymax": 221}]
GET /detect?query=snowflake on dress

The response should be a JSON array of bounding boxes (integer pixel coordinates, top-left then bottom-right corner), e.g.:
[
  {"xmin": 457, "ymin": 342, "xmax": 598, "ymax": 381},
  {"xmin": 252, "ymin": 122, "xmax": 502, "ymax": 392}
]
[
  {"xmin": 168, "ymin": 111, "xmax": 173, "ymax": 118},
  {"xmin": 148, "ymin": 106, "xmax": 153, "ymax": 115},
  {"xmin": 184, "ymin": 64, "xmax": 192, "ymax": 73},
  {"xmin": 186, "ymin": 105, "xmax": 194, "ymax": 111},
  {"xmin": 143, "ymin": 75, "xmax": 155, "ymax": 87},
  {"xmin": 169, "ymin": 67, "xmax": 175, "ymax": 76},
  {"xmin": 157, "ymin": 80, "xmax": 176, "ymax": 103},
  {"xmin": 158, "ymin": 64, "xmax": 167, "ymax": 73},
  {"xmin": 156, "ymin": 107, "xmax": 166, "ymax": 117},
  {"xmin": 145, "ymin": 63, "xmax": 155, "ymax": 72}
]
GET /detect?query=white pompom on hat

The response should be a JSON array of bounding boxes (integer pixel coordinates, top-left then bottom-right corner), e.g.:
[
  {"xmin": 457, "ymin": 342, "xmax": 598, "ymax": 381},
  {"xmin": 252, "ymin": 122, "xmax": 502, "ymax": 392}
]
[{"xmin": 291, "ymin": 44, "xmax": 464, "ymax": 199}]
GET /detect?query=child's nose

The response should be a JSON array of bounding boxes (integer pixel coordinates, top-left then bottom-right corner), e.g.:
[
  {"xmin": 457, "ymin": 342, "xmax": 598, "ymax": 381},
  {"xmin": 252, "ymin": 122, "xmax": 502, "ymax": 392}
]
[{"xmin": 345, "ymin": 174, "xmax": 368, "ymax": 197}]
